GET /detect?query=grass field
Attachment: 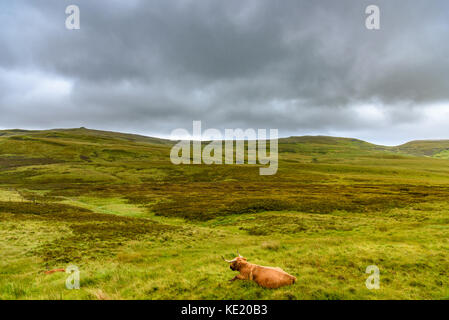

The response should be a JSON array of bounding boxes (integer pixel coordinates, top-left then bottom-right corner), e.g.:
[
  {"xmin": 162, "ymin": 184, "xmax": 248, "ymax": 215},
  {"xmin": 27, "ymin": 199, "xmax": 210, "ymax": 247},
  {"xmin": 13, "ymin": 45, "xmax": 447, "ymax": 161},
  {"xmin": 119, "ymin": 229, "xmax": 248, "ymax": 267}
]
[{"xmin": 1, "ymin": 128, "xmax": 449, "ymax": 299}]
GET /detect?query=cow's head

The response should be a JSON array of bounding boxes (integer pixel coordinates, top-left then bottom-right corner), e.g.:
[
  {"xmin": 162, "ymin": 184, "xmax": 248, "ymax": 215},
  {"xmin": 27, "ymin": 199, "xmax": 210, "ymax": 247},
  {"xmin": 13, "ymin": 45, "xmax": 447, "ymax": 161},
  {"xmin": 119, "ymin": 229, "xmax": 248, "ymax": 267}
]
[{"xmin": 222, "ymin": 251, "xmax": 247, "ymax": 271}]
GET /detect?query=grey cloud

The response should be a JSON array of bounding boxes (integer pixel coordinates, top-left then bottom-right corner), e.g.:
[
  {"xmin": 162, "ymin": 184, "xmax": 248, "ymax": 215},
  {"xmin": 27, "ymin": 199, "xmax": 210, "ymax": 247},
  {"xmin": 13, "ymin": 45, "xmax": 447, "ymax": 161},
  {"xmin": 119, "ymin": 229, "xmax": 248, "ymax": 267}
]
[{"xmin": 0, "ymin": 0, "xmax": 449, "ymax": 145}]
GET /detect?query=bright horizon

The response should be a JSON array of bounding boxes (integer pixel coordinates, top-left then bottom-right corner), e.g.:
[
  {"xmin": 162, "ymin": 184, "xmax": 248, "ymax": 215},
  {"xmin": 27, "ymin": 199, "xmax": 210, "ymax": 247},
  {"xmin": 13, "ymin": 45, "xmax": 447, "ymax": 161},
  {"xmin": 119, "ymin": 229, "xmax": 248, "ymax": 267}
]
[{"xmin": 2, "ymin": 124, "xmax": 449, "ymax": 147}]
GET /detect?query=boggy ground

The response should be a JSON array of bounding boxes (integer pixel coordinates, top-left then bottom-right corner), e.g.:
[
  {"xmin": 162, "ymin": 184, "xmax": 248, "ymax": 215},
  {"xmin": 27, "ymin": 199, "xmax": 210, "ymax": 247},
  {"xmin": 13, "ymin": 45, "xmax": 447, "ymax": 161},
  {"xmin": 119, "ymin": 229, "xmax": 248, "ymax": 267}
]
[{"xmin": 1, "ymin": 128, "xmax": 449, "ymax": 299}]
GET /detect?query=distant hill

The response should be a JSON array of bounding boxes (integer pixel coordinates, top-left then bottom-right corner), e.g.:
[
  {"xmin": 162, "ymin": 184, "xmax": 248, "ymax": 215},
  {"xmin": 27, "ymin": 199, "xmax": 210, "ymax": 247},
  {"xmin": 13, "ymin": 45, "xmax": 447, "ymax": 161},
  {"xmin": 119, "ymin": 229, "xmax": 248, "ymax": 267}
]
[
  {"xmin": 2, "ymin": 128, "xmax": 449, "ymax": 160},
  {"xmin": 392, "ymin": 140, "xmax": 449, "ymax": 159},
  {"xmin": 281, "ymin": 136, "xmax": 449, "ymax": 159},
  {"xmin": 0, "ymin": 127, "xmax": 172, "ymax": 145}
]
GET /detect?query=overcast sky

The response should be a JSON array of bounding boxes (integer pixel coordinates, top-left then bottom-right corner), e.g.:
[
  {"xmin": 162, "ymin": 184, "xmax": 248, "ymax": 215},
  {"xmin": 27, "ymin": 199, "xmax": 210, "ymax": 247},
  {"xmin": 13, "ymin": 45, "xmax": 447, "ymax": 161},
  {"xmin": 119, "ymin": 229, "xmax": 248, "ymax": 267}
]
[{"xmin": 1, "ymin": 0, "xmax": 448, "ymax": 145}]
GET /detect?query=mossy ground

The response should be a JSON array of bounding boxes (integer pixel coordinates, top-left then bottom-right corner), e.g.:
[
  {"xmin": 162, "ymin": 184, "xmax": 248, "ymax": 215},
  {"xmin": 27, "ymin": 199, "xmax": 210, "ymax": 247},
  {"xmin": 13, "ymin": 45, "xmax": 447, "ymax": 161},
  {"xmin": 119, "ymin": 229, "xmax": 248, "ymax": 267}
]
[{"xmin": 1, "ymin": 128, "xmax": 449, "ymax": 299}]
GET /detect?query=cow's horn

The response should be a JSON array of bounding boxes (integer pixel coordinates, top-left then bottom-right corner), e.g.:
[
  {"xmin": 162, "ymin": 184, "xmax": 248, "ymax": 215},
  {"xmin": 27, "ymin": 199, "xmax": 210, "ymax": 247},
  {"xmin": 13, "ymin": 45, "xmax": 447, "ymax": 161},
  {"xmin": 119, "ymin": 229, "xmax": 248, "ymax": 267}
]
[
  {"xmin": 237, "ymin": 249, "xmax": 242, "ymax": 257},
  {"xmin": 221, "ymin": 256, "xmax": 235, "ymax": 263}
]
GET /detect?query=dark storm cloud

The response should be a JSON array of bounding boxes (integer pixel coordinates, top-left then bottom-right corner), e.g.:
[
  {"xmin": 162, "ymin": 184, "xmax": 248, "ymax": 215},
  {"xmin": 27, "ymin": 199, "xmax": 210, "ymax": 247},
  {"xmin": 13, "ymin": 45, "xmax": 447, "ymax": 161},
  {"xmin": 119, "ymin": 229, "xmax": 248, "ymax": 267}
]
[{"xmin": 1, "ymin": 0, "xmax": 449, "ymax": 144}]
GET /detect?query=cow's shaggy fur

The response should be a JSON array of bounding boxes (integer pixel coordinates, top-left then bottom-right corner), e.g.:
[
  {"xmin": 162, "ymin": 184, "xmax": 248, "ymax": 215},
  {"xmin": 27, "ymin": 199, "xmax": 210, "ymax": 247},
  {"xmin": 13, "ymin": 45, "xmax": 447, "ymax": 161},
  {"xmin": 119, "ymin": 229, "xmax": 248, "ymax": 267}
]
[{"xmin": 225, "ymin": 256, "xmax": 296, "ymax": 289}]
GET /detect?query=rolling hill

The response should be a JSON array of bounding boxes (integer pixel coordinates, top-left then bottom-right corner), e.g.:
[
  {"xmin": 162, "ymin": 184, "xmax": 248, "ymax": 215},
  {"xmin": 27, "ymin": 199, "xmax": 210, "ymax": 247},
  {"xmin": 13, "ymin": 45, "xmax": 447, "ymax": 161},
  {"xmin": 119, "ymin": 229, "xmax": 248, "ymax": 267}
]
[{"xmin": 392, "ymin": 140, "xmax": 449, "ymax": 158}]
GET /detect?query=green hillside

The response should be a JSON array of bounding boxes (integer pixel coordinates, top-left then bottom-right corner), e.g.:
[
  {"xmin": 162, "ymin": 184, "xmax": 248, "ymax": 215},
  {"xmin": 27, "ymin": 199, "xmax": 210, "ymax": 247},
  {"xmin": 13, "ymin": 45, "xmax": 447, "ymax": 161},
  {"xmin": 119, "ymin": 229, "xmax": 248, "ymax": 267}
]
[
  {"xmin": 1, "ymin": 128, "xmax": 449, "ymax": 299},
  {"xmin": 392, "ymin": 140, "xmax": 449, "ymax": 159}
]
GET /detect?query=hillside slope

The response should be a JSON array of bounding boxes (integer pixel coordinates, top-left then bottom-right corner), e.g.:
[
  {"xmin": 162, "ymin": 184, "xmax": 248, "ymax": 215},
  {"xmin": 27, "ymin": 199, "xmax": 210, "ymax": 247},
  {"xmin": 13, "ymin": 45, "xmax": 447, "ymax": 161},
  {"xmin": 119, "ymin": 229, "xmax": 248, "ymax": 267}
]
[{"xmin": 392, "ymin": 140, "xmax": 449, "ymax": 158}]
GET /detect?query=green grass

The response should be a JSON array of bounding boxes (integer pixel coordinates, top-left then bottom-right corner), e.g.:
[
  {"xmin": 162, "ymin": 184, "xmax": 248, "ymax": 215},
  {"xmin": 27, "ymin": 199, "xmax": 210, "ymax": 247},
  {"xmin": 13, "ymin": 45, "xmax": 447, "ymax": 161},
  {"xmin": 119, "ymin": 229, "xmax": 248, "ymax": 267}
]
[{"xmin": 1, "ymin": 128, "xmax": 449, "ymax": 299}]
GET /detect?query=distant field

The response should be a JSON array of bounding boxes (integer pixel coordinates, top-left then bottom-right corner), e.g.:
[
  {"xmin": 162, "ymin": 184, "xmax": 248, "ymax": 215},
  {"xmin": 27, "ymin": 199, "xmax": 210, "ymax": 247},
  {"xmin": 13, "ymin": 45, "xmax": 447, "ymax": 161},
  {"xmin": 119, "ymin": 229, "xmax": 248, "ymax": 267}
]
[{"xmin": 1, "ymin": 128, "xmax": 449, "ymax": 299}]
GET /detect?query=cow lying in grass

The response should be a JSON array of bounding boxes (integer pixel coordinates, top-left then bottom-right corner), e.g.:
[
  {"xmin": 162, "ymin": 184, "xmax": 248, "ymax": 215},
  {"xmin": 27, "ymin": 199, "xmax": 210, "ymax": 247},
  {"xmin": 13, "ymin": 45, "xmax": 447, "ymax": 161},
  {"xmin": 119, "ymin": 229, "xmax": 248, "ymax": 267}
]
[{"xmin": 222, "ymin": 252, "xmax": 296, "ymax": 289}]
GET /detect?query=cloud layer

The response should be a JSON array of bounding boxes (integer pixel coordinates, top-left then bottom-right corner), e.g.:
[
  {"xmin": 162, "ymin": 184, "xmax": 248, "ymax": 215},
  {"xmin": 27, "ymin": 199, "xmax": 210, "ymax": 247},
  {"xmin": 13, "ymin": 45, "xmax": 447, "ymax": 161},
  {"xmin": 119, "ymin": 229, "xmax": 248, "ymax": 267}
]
[{"xmin": 1, "ymin": 0, "xmax": 448, "ymax": 145}]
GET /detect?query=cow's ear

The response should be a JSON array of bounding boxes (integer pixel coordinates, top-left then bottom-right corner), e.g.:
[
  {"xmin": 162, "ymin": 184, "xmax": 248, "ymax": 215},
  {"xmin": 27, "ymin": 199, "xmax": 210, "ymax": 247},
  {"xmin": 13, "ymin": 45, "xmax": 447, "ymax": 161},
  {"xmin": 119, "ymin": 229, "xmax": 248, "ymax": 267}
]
[{"xmin": 242, "ymin": 257, "xmax": 247, "ymax": 261}]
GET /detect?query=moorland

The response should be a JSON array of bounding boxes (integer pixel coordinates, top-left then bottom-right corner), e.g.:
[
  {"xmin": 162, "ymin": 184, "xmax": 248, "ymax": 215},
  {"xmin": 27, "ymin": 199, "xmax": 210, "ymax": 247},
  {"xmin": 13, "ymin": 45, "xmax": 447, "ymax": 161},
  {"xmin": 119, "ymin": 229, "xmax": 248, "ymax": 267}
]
[{"xmin": 1, "ymin": 128, "xmax": 449, "ymax": 299}]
